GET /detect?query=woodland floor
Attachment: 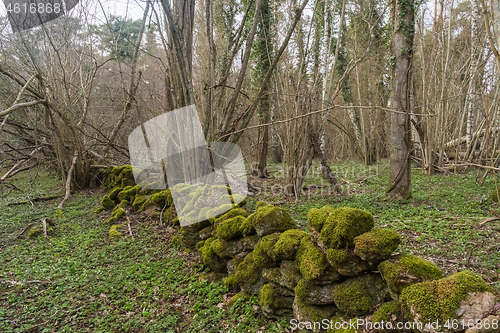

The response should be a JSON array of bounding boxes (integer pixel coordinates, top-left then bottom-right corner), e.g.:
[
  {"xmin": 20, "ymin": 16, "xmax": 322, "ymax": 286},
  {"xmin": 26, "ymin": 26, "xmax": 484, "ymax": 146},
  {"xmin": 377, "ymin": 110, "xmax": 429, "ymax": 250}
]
[{"xmin": 0, "ymin": 161, "xmax": 499, "ymax": 332}]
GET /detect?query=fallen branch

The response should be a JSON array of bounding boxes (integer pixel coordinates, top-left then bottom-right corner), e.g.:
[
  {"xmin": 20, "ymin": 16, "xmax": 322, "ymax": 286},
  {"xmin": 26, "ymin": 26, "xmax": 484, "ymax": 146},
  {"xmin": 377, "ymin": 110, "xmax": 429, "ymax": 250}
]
[
  {"xmin": 13, "ymin": 222, "xmax": 36, "ymax": 239},
  {"xmin": 446, "ymin": 163, "xmax": 500, "ymax": 172},
  {"xmin": 7, "ymin": 195, "xmax": 63, "ymax": 206},
  {"xmin": 479, "ymin": 217, "xmax": 500, "ymax": 226},
  {"xmin": 42, "ymin": 218, "xmax": 48, "ymax": 239},
  {"xmin": 126, "ymin": 217, "xmax": 134, "ymax": 238}
]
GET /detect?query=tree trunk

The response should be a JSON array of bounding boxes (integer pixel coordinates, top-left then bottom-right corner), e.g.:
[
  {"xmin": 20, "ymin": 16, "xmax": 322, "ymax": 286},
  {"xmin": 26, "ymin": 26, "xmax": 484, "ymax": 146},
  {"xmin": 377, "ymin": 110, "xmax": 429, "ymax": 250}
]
[{"xmin": 387, "ymin": 0, "xmax": 415, "ymax": 200}]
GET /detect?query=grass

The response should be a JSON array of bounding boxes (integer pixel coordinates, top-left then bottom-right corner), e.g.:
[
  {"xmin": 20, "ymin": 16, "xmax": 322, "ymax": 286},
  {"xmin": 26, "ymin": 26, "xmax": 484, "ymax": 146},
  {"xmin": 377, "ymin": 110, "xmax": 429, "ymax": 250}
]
[{"xmin": 1, "ymin": 161, "xmax": 499, "ymax": 332}]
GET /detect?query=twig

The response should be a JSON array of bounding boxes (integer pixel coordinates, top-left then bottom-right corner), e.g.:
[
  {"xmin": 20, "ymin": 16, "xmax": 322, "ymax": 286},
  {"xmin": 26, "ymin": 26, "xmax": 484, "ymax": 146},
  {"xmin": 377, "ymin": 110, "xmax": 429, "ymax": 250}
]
[
  {"xmin": 13, "ymin": 222, "xmax": 36, "ymax": 239},
  {"xmin": 126, "ymin": 217, "xmax": 134, "ymax": 238},
  {"xmin": 7, "ymin": 195, "xmax": 63, "ymax": 206},
  {"xmin": 479, "ymin": 217, "xmax": 500, "ymax": 226},
  {"xmin": 447, "ymin": 163, "xmax": 500, "ymax": 172},
  {"xmin": 42, "ymin": 218, "xmax": 48, "ymax": 239}
]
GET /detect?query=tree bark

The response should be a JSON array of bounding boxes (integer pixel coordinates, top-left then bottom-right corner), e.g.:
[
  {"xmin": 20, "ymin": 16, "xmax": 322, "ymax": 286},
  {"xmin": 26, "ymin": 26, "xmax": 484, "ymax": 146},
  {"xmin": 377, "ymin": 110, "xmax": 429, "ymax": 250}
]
[{"xmin": 387, "ymin": 0, "xmax": 415, "ymax": 200}]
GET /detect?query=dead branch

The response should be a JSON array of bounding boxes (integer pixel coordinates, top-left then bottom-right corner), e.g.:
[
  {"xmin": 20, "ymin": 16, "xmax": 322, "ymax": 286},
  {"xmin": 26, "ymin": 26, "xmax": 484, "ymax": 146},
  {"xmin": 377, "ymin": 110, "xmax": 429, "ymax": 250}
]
[
  {"xmin": 42, "ymin": 218, "xmax": 48, "ymax": 239},
  {"xmin": 13, "ymin": 222, "xmax": 36, "ymax": 239},
  {"xmin": 126, "ymin": 217, "xmax": 134, "ymax": 238},
  {"xmin": 7, "ymin": 195, "xmax": 63, "ymax": 206},
  {"xmin": 57, "ymin": 151, "xmax": 78, "ymax": 210}
]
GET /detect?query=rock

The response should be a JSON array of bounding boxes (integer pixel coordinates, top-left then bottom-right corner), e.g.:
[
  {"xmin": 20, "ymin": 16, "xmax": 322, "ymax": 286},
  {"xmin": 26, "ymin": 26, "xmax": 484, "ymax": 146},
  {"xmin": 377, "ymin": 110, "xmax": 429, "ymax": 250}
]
[
  {"xmin": 150, "ymin": 189, "xmax": 173, "ymax": 208},
  {"xmin": 215, "ymin": 207, "xmax": 248, "ymax": 224},
  {"xmin": 131, "ymin": 195, "xmax": 147, "ymax": 211},
  {"xmin": 217, "ymin": 215, "xmax": 246, "ymax": 240},
  {"xmin": 240, "ymin": 212, "xmax": 257, "ymax": 237},
  {"xmin": 372, "ymin": 301, "xmax": 409, "ymax": 333},
  {"xmin": 326, "ymin": 248, "xmax": 374, "ymax": 276},
  {"xmin": 109, "ymin": 224, "xmax": 126, "ymax": 240},
  {"xmin": 211, "ymin": 238, "xmax": 246, "ymax": 258},
  {"xmin": 256, "ymin": 201, "xmax": 270, "ymax": 210},
  {"xmin": 101, "ymin": 195, "xmax": 116, "ymax": 210},
  {"xmin": 198, "ymin": 237, "xmax": 227, "ymax": 273},
  {"xmin": 263, "ymin": 261, "xmax": 302, "ymax": 290},
  {"xmin": 307, "ymin": 206, "xmax": 336, "ymax": 233},
  {"xmin": 103, "ymin": 207, "xmax": 127, "ymax": 225},
  {"xmin": 378, "ymin": 254, "xmax": 444, "ymax": 300},
  {"xmin": 293, "ymin": 297, "xmax": 337, "ymax": 333},
  {"xmin": 241, "ymin": 234, "xmax": 260, "ymax": 250},
  {"xmin": 310, "ymin": 265, "xmax": 341, "ymax": 284},
  {"xmin": 230, "ymin": 252, "xmax": 265, "ymax": 290},
  {"xmin": 295, "ymin": 279, "xmax": 339, "ymax": 305},
  {"xmin": 400, "ymin": 271, "xmax": 495, "ymax": 333},
  {"xmin": 117, "ymin": 185, "xmax": 139, "ymax": 202},
  {"xmin": 252, "ymin": 206, "xmax": 296, "ymax": 237},
  {"xmin": 297, "ymin": 236, "xmax": 327, "ymax": 281},
  {"xmin": 464, "ymin": 315, "xmax": 500, "ymax": 333},
  {"xmin": 353, "ymin": 228, "xmax": 401, "ymax": 265},
  {"xmin": 319, "ymin": 207, "xmax": 374, "ymax": 249},
  {"xmin": 198, "ymin": 225, "xmax": 213, "ymax": 240},
  {"xmin": 332, "ymin": 273, "xmax": 387, "ymax": 315},
  {"xmin": 252, "ymin": 233, "xmax": 281, "ymax": 265},
  {"xmin": 272, "ymin": 229, "xmax": 309, "ymax": 260},
  {"xmin": 240, "ymin": 275, "xmax": 267, "ymax": 295},
  {"xmin": 259, "ymin": 284, "xmax": 295, "ymax": 318}
]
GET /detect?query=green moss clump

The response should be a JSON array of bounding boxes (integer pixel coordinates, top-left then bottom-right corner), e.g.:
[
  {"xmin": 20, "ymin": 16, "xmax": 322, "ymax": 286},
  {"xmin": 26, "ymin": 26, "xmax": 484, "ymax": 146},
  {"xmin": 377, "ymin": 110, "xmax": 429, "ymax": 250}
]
[
  {"xmin": 137, "ymin": 198, "xmax": 155, "ymax": 213},
  {"xmin": 332, "ymin": 274, "xmax": 385, "ymax": 315},
  {"xmin": 252, "ymin": 206, "xmax": 296, "ymax": 237},
  {"xmin": 131, "ymin": 196, "xmax": 146, "ymax": 211},
  {"xmin": 150, "ymin": 190, "xmax": 173, "ymax": 208},
  {"xmin": 255, "ymin": 201, "xmax": 269, "ymax": 210},
  {"xmin": 108, "ymin": 187, "xmax": 122, "ymax": 201},
  {"xmin": 117, "ymin": 185, "xmax": 139, "ymax": 202},
  {"xmin": 272, "ymin": 229, "xmax": 308, "ymax": 260},
  {"xmin": 198, "ymin": 237, "xmax": 226, "ymax": 272},
  {"xmin": 307, "ymin": 206, "xmax": 336, "ymax": 233},
  {"xmin": 354, "ymin": 228, "xmax": 401, "ymax": 260},
  {"xmin": 326, "ymin": 249, "xmax": 350, "ymax": 268},
  {"xmin": 215, "ymin": 208, "xmax": 248, "ymax": 224},
  {"xmin": 223, "ymin": 275, "xmax": 239, "ymax": 290},
  {"xmin": 109, "ymin": 224, "xmax": 125, "ymax": 240},
  {"xmin": 171, "ymin": 235, "xmax": 183, "ymax": 247},
  {"xmin": 259, "ymin": 284, "xmax": 277, "ymax": 308},
  {"xmin": 252, "ymin": 233, "xmax": 281, "ymax": 266},
  {"xmin": 372, "ymin": 301, "xmax": 401, "ymax": 323},
  {"xmin": 240, "ymin": 212, "xmax": 257, "ymax": 237},
  {"xmin": 162, "ymin": 206, "xmax": 176, "ymax": 225},
  {"xmin": 101, "ymin": 195, "xmax": 116, "ymax": 210},
  {"xmin": 114, "ymin": 200, "xmax": 128, "ymax": 211},
  {"xmin": 104, "ymin": 207, "xmax": 126, "ymax": 225},
  {"xmin": 378, "ymin": 254, "xmax": 444, "ymax": 297},
  {"xmin": 296, "ymin": 236, "xmax": 327, "ymax": 281},
  {"xmin": 28, "ymin": 227, "xmax": 54, "ymax": 238},
  {"xmin": 217, "ymin": 215, "xmax": 245, "ymax": 241},
  {"xmin": 487, "ymin": 190, "xmax": 499, "ymax": 203},
  {"xmin": 400, "ymin": 271, "xmax": 493, "ymax": 323},
  {"xmin": 226, "ymin": 291, "xmax": 248, "ymax": 308},
  {"xmin": 320, "ymin": 207, "xmax": 374, "ymax": 249},
  {"xmin": 232, "ymin": 252, "xmax": 263, "ymax": 286}
]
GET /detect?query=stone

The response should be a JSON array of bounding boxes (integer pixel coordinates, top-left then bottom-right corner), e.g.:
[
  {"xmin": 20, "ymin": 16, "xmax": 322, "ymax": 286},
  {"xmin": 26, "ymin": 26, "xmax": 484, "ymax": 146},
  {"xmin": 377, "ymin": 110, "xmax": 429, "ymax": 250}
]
[
  {"xmin": 400, "ymin": 271, "xmax": 495, "ymax": 333},
  {"xmin": 332, "ymin": 273, "xmax": 387, "ymax": 315},
  {"xmin": 295, "ymin": 279, "xmax": 339, "ymax": 305},
  {"xmin": 297, "ymin": 236, "xmax": 327, "ymax": 281},
  {"xmin": 211, "ymin": 238, "xmax": 246, "ymax": 258},
  {"xmin": 353, "ymin": 228, "xmax": 401, "ymax": 265},
  {"xmin": 464, "ymin": 315, "xmax": 500, "ymax": 333},
  {"xmin": 259, "ymin": 284, "xmax": 294, "ymax": 318},
  {"xmin": 252, "ymin": 206, "xmax": 296, "ymax": 237},
  {"xmin": 378, "ymin": 254, "xmax": 444, "ymax": 300},
  {"xmin": 292, "ymin": 297, "xmax": 337, "ymax": 333}
]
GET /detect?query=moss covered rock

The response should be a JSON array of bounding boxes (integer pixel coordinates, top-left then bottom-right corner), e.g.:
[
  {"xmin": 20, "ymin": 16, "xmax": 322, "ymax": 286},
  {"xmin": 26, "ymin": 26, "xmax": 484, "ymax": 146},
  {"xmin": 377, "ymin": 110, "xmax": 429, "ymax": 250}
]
[
  {"xmin": 231, "ymin": 252, "xmax": 267, "ymax": 294},
  {"xmin": 117, "ymin": 185, "xmax": 139, "ymax": 202},
  {"xmin": 256, "ymin": 201, "xmax": 270, "ymax": 210},
  {"xmin": 225, "ymin": 291, "xmax": 249, "ymax": 308},
  {"xmin": 372, "ymin": 301, "xmax": 406, "ymax": 333},
  {"xmin": 103, "ymin": 207, "xmax": 127, "ymax": 225},
  {"xmin": 332, "ymin": 273, "xmax": 386, "ymax": 315},
  {"xmin": 297, "ymin": 237, "xmax": 327, "ymax": 281},
  {"xmin": 378, "ymin": 254, "xmax": 444, "ymax": 300},
  {"xmin": 326, "ymin": 250, "xmax": 371, "ymax": 277},
  {"xmin": 319, "ymin": 207, "xmax": 374, "ymax": 249},
  {"xmin": 28, "ymin": 227, "xmax": 54, "ymax": 238},
  {"xmin": 240, "ymin": 212, "xmax": 257, "ymax": 237},
  {"xmin": 252, "ymin": 233, "xmax": 281, "ymax": 266},
  {"xmin": 198, "ymin": 237, "xmax": 227, "ymax": 273},
  {"xmin": 109, "ymin": 224, "xmax": 125, "ymax": 240},
  {"xmin": 353, "ymin": 228, "xmax": 401, "ymax": 265},
  {"xmin": 217, "ymin": 215, "xmax": 246, "ymax": 241},
  {"xmin": 241, "ymin": 234, "xmax": 260, "ymax": 251},
  {"xmin": 272, "ymin": 229, "xmax": 309, "ymax": 260},
  {"xmin": 252, "ymin": 206, "xmax": 296, "ymax": 237},
  {"xmin": 108, "ymin": 187, "xmax": 122, "ymax": 202},
  {"xmin": 150, "ymin": 189, "xmax": 173, "ymax": 208},
  {"xmin": 131, "ymin": 195, "xmax": 147, "ymax": 212},
  {"xmin": 259, "ymin": 284, "xmax": 294, "ymax": 318},
  {"xmin": 295, "ymin": 279, "xmax": 339, "ymax": 305},
  {"xmin": 101, "ymin": 195, "xmax": 116, "ymax": 210},
  {"xmin": 400, "ymin": 271, "xmax": 495, "ymax": 332},
  {"xmin": 211, "ymin": 238, "xmax": 246, "ymax": 259},
  {"xmin": 262, "ymin": 260, "xmax": 302, "ymax": 290},
  {"xmin": 292, "ymin": 297, "xmax": 337, "ymax": 333},
  {"xmin": 215, "ymin": 208, "xmax": 248, "ymax": 224},
  {"xmin": 137, "ymin": 198, "xmax": 155, "ymax": 213},
  {"xmin": 308, "ymin": 206, "xmax": 336, "ymax": 233}
]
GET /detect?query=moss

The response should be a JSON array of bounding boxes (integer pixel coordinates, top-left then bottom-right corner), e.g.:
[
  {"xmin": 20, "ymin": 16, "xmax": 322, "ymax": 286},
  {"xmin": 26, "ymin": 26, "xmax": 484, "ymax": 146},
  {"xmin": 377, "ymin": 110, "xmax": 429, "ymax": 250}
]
[
  {"xmin": 240, "ymin": 212, "xmax": 257, "ymax": 236},
  {"xmin": 117, "ymin": 185, "xmax": 139, "ymax": 202},
  {"xmin": 150, "ymin": 190, "xmax": 173, "ymax": 208},
  {"xmin": 223, "ymin": 275, "xmax": 239, "ymax": 290},
  {"xmin": 217, "ymin": 215, "xmax": 245, "ymax": 240},
  {"xmin": 259, "ymin": 284, "xmax": 277, "ymax": 308},
  {"xmin": 104, "ymin": 207, "xmax": 126, "ymax": 225},
  {"xmin": 226, "ymin": 291, "xmax": 248, "ymax": 308},
  {"xmin": 294, "ymin": 298, "xmax": 337, "ymax": 324},
  {"xmin": 196, "ymin": 240, "xmax": 206, "ymax": 250},
  {"xmin": 215, "ymin": 208, "xmax": 248, "ymax": 225},
  {"xmin": 137, "ymin": 198, "xmax": 155, "ymax": 213},
  {"xmin": 487, "ymin": 190, "xmax": 499, "ymax": 203},
  {"xmin": 252, "ymin": 206, "xmax": 296, "ymax": 237},
  {"xmin": 101, "ymin": 195, "xmax": 116, "ymax": 210},
  {"xmin": 353, "ymin": 228, "xmax": 401, "ymax": 258},
  {"xmin": 171, "ymin": 235, "xmax": 183, "ymax": 247},
  {"xmin": 114, "ymin": 200, "xmax": 128, "ymax": 210},
  {"xmin": 232, "ymin": 252, "xmax": 263, "ymax": 286},
  {"xmin": 372, "ymin": 301, "xmax": 401, "ymax": 323},
  {"xmin": 131, "ymin": 195, "xmax": 146, "ymax": 212},
  {"xmin": 198, "ymin": 237, "xmax": 225, "ymax": 272},
  {"xmin": 378, "ymin": 254, "xmax": 444, "ymax": 296},
  {"xmin": 109, "ymin": 224, "xmax": 125, "ymax": 240},
  {"xmin": 307, "ymin": 206, "xmax": 336, "ymax": 233},
  {"xmin": 256, "ymin": 201, "xmax": 269, "ymax": 210},
  {"xmin": 400, "ymin": 271, "xmax": 493, "ymax": 323},
  {"xmin": 108, "ymin": 187, "xmax": 122, "ymax": 201},
  {"xmin": 325, "ymin": 249, "xmax": 349, "ymax": 268},
  {"xmin": 252, "ymin": 233, "xmax": 281, "ymax": 266},
  {"xmin": 296, "ymin": 236, "xmax": 327, "ymax": 281},
  {"xmin": 332, "ymin": 274, "xmax": 385, "ymax": 315},
  {"xmin": 320, "ymin": 207, "xmax": 374, "ymax": 249},
  {"xmin": 272, "ymin": 229, "xmax": 308, "ymax": 260},
  {"xmin": 28, "ymin": 227, "xmax": 54, "ymax": 238}
]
